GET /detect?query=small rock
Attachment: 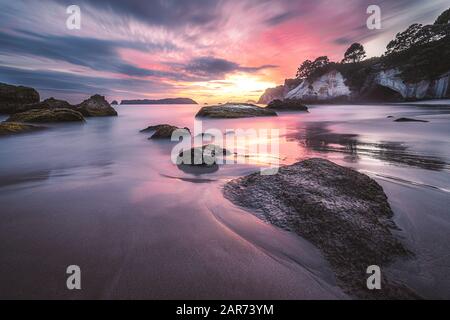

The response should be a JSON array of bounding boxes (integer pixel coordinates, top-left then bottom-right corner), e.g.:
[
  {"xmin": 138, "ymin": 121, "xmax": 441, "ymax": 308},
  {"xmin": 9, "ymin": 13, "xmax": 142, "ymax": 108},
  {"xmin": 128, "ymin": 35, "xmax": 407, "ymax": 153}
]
[
  {"xmin": 111, "ymin": 100, "xmax": 118, "ymax": 105},
  {"xmin": 141, "ymin": 124, "xmax": 190, "ymax": 139},
  {"xmin": 394, "ymin": 117, "xmax": 429, "ymax": 123},
  {"xmin": 177, "ymin": 144, "xmax": 230, "ymax": 166}
]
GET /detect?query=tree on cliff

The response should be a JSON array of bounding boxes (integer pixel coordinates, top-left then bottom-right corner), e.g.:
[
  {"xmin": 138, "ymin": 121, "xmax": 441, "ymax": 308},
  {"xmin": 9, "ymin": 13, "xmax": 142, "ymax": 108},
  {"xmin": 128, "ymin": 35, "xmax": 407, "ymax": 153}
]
[
  {"xmin": 296, "ymin": 56, "xmax": 330, "ymax": 80},
  {"xmin": 342, "ymin": 43, "xmax": 366, "ymax": 63},
  {"xmin": 434, "ymin": 7, "xmax": 450, "ymax": 25}
]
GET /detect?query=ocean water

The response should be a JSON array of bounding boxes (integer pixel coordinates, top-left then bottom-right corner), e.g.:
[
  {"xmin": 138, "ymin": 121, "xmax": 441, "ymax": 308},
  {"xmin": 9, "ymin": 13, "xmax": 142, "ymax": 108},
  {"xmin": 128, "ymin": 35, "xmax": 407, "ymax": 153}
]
[{"xmin": 0, "ymin": 103, "xmax": 449, "ymax": 299}]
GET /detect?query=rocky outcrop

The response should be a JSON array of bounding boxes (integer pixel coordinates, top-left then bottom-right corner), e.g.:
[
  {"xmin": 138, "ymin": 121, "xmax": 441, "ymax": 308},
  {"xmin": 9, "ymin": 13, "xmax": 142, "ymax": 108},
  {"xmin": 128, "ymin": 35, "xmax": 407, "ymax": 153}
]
[
  {"xmin": 196, "ymin": 103, "xmax": 277, "ymax": 118},
  {"xmin": 0, "ymin": 122, "xmax": 45, "ymax": 136},
  {"xmin": 266, "ymin": 99, "xmax": 308, "ymax": 111},
  {"xmin": 224, "ymin": 158, "xmax": 417, "ymax": 299},
  {"xmin": 258, "ymin": 78, "xmax": 302, "ymax": 104},
  {"xmin": 75, "ymin": 95, "xmax": 118, "ymax": 117},
  {"xmin": 141, "ymin": 124, "xmax": 190, "ymax": 139},
  {"xmin": 257, "ymin": 85, "xmax": 286, "ymax": 104},
  {"xmin": 0, "ymin": 83, "xmax": 40, "ymax": 114},
  {"xmin": 6, "ymin": 108, "xmax": 85, "ymax": 123}
]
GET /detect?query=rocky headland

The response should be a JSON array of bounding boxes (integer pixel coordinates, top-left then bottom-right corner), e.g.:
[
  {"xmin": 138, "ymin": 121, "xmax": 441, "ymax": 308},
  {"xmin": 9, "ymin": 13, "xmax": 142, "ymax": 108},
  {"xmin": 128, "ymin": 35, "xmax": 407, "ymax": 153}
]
[{"xmin": 121, "ymin": 98, "xmax": 198, "ymax": 105}]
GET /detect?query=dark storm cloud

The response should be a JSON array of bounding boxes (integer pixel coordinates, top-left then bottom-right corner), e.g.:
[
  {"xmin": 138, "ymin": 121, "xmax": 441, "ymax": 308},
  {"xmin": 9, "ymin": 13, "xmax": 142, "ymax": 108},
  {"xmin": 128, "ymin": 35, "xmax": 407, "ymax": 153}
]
[
  {"xmin": 265, "ymin": 12, "xmax": 298, "ymax": 26},
  {"xmin": 175, "ymin": 57, "xmax": 278, "ymax": 79},
  {"xmin": 53, "ymin": 0, "xmax": 221, "ymax": 28},
  {"xmin": 0, "ymin": 30, "xmax": 179, "ymax": 78},
  {"xmin": 333, "ymin": 37, "xmax": 352, "ymax": 45}
]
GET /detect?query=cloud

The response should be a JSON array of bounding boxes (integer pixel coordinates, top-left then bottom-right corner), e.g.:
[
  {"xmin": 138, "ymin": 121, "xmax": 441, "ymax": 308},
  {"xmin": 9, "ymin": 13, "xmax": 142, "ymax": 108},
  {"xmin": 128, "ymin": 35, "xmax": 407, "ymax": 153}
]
[
  {"xmin": 172, "ymin": 56, "xmax": 278, "ymax": 79},
  {"xmin": 0, "ymin": 29, "xmax": 179, "ymax": 78},
  {"xmin": 264, "ymin": 12, "xmax": 298, "ymax": 26}
]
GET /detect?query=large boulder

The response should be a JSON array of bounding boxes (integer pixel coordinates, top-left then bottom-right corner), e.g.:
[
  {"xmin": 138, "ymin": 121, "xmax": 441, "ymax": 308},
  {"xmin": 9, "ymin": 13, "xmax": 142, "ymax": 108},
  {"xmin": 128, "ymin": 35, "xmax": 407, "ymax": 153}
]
[
  {"xmin": 140, "ymin": 124, "xmax": 190, "ymax": 139},
  {"xmin": 266, "ymin": 99, "xmax": 308, "ymax": 111},
  {"xmin": 6, "ymin": 108, "xmax": 85, "ymax": 123},
  {"xmin": 0, "ymin": 122, "xmax": 45, "ymax": 136},
  {"xmin": 75, "ymin": 94, "xmax": 118, "ymax": 117},
  {"xmin": 196, "ymin": 103, "xmax": 277, "ymax": 118},
  {"xmin": 0, "ymin": 83, "xmax": 40, "ymax": 114},
  {"xmin": 224, "ymin": 158, "xmax": 417, "ymax": 299}
]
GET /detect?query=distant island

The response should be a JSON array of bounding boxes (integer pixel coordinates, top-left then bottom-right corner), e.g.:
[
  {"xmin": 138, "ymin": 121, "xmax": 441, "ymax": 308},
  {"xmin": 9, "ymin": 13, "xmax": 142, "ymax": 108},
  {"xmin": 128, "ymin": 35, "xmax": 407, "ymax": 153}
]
[{"xmin": 120, "ymin": 98, "xmax": 198, "ymax": 105}]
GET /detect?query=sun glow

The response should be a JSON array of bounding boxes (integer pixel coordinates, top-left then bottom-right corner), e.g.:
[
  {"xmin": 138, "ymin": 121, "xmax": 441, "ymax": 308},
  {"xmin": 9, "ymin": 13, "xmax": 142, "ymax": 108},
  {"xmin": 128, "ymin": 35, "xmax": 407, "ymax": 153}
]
[{"xmin": 185, "ymin": 74, "xmax": 277, "ymax": 103}]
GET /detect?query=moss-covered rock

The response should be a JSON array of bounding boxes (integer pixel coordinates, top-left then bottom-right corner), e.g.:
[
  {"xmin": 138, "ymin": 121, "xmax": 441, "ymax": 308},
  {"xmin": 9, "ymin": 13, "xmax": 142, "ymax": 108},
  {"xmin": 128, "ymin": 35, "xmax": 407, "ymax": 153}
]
[
  {"xmin": 0, "ymin": 122, "xmax": 45, "ymax": 136},
  {"xmin": 6, "ymin": 108, "xmax": 85, "ymax": 123},
  {"xmin": 196, "ymin": 103, "xmax": 277, "ymax": 118}
]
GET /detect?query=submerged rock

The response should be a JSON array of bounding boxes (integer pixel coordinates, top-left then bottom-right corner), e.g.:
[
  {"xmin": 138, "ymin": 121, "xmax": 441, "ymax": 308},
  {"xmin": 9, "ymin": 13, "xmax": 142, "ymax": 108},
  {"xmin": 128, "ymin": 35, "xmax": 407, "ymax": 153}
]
[
  {"xmin": 224, "ymin": 158, "xmax": 417, "ymax": 299},
  {"xmin": 141, "ymin": 124, "xmax": 190, "ymax": 139},
  {"xmin": 75, "ymin": 94, "xmax": 118, "ymax": 117},
  {"xmin": 394, "ymin": 117, "xmax": 429, "ymax": 123},
  {"xmin": 195, "ymin": 103, "xmax": 277, "ymax": 118},
  {"xmin": 0, "ymin": 122, "xmax": 45, "ymax": 136},
  {"xmin": 266, "ymin": 99, "xmax": 308, "ymax": 111},
  {"xmin": 0, "ymin": 83, "xmax": 40, "ymax": 114},
  {"xmin": 6, "ymin": 108, "xmax": 85, "ymax": 123}
]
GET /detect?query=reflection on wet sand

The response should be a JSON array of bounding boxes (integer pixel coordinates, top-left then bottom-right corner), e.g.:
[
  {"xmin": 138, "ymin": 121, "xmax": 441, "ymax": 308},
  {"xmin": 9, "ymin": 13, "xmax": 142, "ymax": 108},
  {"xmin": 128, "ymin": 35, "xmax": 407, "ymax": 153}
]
[{"xmin": 289, "ymin": 122, "xmax": 449, "ymax": 171}]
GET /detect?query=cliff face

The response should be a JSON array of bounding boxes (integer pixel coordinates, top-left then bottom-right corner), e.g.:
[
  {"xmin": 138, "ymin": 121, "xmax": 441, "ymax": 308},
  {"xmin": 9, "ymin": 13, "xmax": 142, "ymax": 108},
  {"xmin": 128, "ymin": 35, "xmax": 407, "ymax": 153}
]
[
  {"xmin": 259, "ymin": 69, "xmax": 450, "ymax": 104},
  {"xmin": 285, "ymin": 70, "xmax": 351, "ymax": 102},
  {"xmin": 372, "ymin": 69, "xmax": 450, "ymax": 100},
  {"xmin": 258, "ymin": 78, "xmax": 302, "ymax": 104}
]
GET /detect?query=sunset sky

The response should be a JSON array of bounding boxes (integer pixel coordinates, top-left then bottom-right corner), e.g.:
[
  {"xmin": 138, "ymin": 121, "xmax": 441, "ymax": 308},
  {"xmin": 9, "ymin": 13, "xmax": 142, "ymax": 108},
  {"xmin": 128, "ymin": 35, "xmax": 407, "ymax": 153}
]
[{"xmin": 0, "ymin": 0, "xmax": 448, "ymax": 104}]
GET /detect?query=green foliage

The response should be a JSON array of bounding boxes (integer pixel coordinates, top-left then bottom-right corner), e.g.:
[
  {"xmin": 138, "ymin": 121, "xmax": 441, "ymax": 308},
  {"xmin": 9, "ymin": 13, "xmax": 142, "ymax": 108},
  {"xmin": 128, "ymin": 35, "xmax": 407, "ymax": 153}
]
[
  {"xmin": 296, "ymin": 56, "xmax": 330, "ymax": 79},
  {"xmin": 435, "ymin": 8, "xmax": 450, "ymax": 25},
  {"xmin": 342, "ymin": 43, "xmax": 366, "ymax": 63}
]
